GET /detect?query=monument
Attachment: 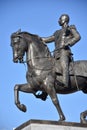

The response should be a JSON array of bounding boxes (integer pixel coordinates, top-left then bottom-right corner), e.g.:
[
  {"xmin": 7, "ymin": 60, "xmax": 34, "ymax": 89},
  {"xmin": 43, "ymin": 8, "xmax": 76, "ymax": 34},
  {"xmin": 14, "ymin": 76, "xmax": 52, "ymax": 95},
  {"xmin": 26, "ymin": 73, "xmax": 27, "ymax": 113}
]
[
  {"xmin": 11, "ymin": 14, "xmax": 87, "ymax": 129},
  {"xmin": 15, "ymin": 120, "xmax": 87, "ymax": 130}
]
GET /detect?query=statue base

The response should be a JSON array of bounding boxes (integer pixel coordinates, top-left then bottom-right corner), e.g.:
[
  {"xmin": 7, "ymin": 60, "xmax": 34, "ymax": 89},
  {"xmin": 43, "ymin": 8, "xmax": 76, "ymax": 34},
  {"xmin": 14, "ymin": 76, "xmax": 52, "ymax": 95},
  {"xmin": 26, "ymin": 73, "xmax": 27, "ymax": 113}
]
[{"xmin": 14, "ymin": 119, "xmax": 87, "ymax": 130}]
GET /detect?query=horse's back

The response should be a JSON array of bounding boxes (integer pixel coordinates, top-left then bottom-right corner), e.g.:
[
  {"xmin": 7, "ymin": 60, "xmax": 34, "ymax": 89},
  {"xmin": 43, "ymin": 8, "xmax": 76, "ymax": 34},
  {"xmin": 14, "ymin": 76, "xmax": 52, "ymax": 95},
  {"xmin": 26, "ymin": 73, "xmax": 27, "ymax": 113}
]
[
  {"xmin": 55, "ymin": 60, "xmax": 87, "ymax": 77},
  {"xmin": 70, "ymin": 60, "xmax": 87, "ymax": 77}
]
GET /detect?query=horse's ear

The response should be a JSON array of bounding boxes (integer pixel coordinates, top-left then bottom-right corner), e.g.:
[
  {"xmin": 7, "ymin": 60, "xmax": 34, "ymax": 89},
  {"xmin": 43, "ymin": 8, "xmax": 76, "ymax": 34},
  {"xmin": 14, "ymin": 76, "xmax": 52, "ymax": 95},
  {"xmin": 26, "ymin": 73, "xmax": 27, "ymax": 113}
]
[{"xmin": 16, "ymin": 29, "xmax": 21, "ymax": 34}]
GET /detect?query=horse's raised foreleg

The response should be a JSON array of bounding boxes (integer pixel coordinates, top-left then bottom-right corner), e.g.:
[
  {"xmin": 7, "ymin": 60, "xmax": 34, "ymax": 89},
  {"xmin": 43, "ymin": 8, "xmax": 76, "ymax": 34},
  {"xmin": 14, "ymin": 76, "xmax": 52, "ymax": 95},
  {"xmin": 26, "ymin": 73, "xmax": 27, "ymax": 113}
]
[
  {"xmin": 44, "ymin": 76, "xmax": 65, "ymax": 121},
  {"xmin": 14, "ymin": 83, "xmax": 36, "ymax": 112}
]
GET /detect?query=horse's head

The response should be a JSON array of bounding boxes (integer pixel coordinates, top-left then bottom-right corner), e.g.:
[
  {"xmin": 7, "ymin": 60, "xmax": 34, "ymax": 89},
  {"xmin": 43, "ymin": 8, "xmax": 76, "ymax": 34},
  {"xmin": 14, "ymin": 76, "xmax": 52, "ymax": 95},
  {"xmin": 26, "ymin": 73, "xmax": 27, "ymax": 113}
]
[
  {"xmin": 11, "ymin": 30, "xmax": 28, "ymax": 63},
  {"xmin": 11, "ymin": 29, "xmax": 52, "ymax": 66}
]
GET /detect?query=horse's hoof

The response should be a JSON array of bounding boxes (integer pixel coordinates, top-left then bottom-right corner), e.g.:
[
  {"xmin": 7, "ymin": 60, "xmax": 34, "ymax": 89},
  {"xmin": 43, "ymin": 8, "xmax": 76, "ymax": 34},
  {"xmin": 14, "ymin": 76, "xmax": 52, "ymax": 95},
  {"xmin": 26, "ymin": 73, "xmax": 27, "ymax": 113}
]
[
  {"xmin": 17, "ymin": 103, "xmax": 27, "ymax": 112},
  {"xmin": 58, "ymin": 115, "xmax": 66, "ymax": 122},
  {"xmin": 20, "ymin": 104, "xmax": 27, "ymax": 112}
]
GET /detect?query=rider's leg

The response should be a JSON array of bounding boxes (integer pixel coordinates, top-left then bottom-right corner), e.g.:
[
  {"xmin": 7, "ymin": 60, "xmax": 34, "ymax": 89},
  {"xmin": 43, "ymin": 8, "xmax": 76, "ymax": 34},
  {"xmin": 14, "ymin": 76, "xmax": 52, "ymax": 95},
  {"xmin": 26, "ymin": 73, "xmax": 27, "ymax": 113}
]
[{"xmin": 60, "ymin": 51, "xmax": 69, "ymax": 87}]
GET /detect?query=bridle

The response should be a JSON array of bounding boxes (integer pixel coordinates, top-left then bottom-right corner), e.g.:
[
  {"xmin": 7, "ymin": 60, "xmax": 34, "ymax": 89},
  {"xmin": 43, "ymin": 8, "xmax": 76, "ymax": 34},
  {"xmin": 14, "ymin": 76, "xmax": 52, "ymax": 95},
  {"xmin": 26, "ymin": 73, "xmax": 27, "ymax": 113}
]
[{"xmin": 12, "ymin": 34, "xmax": 54, "ymax": 71}]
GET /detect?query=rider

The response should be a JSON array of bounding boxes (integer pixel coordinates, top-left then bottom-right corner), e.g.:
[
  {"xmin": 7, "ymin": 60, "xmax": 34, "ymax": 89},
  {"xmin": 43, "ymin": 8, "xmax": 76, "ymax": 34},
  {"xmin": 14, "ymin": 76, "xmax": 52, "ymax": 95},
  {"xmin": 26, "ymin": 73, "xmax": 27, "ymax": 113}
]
[{"xmin": 42, "ymin": 14, "xmax": 81, "ymax": 88}]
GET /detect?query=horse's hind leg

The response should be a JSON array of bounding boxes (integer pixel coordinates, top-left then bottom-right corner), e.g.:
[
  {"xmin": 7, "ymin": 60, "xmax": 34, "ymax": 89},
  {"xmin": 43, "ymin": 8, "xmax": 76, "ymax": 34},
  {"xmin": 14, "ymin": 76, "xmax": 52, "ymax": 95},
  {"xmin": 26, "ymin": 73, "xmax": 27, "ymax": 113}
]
[
  {"xmin": 44, "ymin": 76, "xmax": 65, "ymax": 121},
  {"xmin": 14, "ymin": 83, "xmax": 36, "ymax": 112}
]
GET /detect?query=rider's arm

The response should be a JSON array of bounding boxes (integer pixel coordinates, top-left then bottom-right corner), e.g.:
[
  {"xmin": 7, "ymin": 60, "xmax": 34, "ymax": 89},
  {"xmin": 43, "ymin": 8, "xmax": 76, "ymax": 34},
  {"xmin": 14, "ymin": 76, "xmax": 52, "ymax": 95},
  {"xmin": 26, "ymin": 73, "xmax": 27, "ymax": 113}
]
[
  {"xmin": 41, "ymin": 35, "xmax": 55, "ymax": 43},
  {"xmin": 65, "ymin": 25, "xmax": 81, "ymax": 47}
]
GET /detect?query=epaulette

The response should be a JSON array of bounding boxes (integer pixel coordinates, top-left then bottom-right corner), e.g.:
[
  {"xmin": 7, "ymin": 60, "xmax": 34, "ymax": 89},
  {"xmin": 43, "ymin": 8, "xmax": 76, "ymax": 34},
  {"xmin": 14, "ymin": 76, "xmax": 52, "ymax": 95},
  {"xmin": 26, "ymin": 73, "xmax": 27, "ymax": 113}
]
[{"xmin": 69, "ymin": 25, "xmax": 76, "ymax": 29}]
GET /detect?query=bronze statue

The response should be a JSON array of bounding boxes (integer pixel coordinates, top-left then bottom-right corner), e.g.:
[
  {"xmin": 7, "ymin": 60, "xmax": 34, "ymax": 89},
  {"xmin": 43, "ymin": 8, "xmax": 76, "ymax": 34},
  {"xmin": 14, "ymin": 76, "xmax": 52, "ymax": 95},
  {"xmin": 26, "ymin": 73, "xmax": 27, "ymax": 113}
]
[
  {"xmin": 11, "ymin": 15, "xmax": 87, "ymax": 124},
  {"xmin": 42, "ymin": 14, "xmax": 81, "ymax": 88}
]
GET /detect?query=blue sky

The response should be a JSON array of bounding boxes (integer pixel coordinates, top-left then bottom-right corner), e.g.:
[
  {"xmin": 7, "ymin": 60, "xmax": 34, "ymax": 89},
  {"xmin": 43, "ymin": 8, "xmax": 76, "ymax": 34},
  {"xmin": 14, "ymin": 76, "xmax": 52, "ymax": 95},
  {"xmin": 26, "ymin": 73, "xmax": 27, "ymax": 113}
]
[{"xmin": 0, "ymin": 0, "xmax": 87, "ymax": 130}]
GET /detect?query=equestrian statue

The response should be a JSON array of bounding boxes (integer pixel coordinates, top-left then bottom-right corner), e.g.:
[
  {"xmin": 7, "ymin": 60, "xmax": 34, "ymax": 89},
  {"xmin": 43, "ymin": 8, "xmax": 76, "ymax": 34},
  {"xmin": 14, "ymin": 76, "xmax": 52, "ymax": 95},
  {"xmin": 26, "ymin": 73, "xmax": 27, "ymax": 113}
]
[{"xmin": 10, "ymin": 14, "xmax": 87, "ymax": 124}]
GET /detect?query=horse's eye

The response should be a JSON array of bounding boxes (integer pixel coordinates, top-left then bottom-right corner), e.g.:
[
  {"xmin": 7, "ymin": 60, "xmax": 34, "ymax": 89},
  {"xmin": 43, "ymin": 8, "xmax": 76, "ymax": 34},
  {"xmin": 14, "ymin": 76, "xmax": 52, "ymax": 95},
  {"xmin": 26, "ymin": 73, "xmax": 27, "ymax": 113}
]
[{"xmin": 13, "ymin": 37, "xmax": 20, "ymax": 43}]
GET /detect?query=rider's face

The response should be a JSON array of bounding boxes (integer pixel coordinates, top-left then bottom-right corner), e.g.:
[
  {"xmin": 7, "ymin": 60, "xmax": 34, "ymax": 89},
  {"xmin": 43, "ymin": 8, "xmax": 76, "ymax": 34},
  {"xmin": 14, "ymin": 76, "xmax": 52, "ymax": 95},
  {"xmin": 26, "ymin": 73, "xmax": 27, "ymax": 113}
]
[{"xmin": 58, "ymin": 17, "xmax": 65, "ymax": 26}]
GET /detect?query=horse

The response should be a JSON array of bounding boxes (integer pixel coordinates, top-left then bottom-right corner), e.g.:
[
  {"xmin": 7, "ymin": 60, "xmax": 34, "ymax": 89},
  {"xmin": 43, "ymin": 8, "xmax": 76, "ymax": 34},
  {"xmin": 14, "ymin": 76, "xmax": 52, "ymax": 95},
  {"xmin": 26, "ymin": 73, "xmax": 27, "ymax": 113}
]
[{"xmin": 11, "ymin": 30, "xmax": 87, "ymax": 123}]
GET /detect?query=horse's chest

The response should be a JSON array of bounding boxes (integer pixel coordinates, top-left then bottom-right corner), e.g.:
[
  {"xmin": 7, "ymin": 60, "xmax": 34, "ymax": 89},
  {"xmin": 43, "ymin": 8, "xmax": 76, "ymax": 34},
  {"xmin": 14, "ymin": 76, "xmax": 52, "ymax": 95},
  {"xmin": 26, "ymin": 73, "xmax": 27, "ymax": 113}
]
[{"xmin": 26, "ymin": 70, "xmax": 45, "ymax": 88}]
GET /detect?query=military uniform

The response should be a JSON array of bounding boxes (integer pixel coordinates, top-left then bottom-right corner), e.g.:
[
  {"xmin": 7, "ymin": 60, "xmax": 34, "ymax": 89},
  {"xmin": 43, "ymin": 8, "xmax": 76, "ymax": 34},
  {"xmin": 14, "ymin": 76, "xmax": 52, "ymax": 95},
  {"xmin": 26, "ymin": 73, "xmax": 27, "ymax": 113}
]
[
  {"xmin": 54, "ymin": 25, "xmax": 80, "ymax": 86},
  {"xmin": 42, "ymin": 15, "xmax": 81, "ymax": 87}
]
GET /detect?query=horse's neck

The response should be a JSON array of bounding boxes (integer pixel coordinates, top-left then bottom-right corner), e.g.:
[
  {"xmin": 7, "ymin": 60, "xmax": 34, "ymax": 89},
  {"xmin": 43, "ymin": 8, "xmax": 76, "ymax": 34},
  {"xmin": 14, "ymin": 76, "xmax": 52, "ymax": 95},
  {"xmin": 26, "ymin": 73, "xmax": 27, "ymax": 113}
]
[
  {"xmin": 27, "ymin": 43, "xmax": 40, "ymax": 65},
  {"xmin": 27, "ymin": 42, "xmax": 51, "ymax": 66}
]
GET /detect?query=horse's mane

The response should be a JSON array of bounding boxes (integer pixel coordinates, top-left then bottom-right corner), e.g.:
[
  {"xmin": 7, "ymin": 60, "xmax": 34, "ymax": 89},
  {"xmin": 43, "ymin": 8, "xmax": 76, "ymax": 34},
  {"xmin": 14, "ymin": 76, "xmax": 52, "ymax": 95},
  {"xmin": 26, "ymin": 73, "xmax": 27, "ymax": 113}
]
[
  {"xmin": 21, "ymin": 32, "xmax": 51, "ymax": 54},
  {"xmin": 11, "ymin": 31, "xmax": 40, "ymax": 39},
  {"xmin": 20, "ymin": 31, "xmax": 46, "ymax": 45},
  {"xmin": 21, "ymin": 31, "xmax": 39, "ymax": 38},
  {"xmin": 18, "ymin": 31, "xmax": 43, "ymax": 41},
  {"xmin": 11, "ymin": 30, "xmax": 46, "ymax": 47}
]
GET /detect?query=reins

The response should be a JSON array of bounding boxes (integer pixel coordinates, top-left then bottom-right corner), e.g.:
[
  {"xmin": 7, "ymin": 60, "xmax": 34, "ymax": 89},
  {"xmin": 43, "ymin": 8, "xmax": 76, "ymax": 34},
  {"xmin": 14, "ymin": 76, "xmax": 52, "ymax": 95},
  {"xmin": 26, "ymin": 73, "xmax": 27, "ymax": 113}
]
[
  {"xmin": 22, "ymin": 56, "xmax": 54, "ymax": 71},
  {"xmin": 13, "ymin": 33, "xmax": 79, "ymax": 90}
]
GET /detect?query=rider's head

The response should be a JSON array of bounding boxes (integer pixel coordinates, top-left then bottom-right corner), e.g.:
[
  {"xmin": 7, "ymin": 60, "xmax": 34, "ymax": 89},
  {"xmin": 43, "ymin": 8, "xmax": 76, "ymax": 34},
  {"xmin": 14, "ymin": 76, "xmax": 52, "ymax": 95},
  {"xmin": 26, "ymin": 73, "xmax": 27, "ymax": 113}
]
[{"xmin": 58, "ymin": 14, "xmax": 69, "ymax": 26}]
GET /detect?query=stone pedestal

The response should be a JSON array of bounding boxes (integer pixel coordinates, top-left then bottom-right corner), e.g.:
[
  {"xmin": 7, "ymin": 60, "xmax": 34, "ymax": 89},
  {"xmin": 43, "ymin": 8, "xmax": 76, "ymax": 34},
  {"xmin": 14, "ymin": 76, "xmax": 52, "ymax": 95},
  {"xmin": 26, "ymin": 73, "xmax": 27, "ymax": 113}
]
[{"xmin": 15, "ymin": 120, "xmax": 87, "ymax": 130}]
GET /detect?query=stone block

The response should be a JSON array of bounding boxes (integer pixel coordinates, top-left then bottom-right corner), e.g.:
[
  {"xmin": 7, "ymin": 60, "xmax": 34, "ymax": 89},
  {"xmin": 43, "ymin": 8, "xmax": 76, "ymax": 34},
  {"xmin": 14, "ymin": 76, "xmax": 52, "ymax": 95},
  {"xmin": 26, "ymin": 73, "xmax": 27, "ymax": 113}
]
[{"xmin": 15, "ymin": 120, "xmax": 87, "ymax": 130}]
